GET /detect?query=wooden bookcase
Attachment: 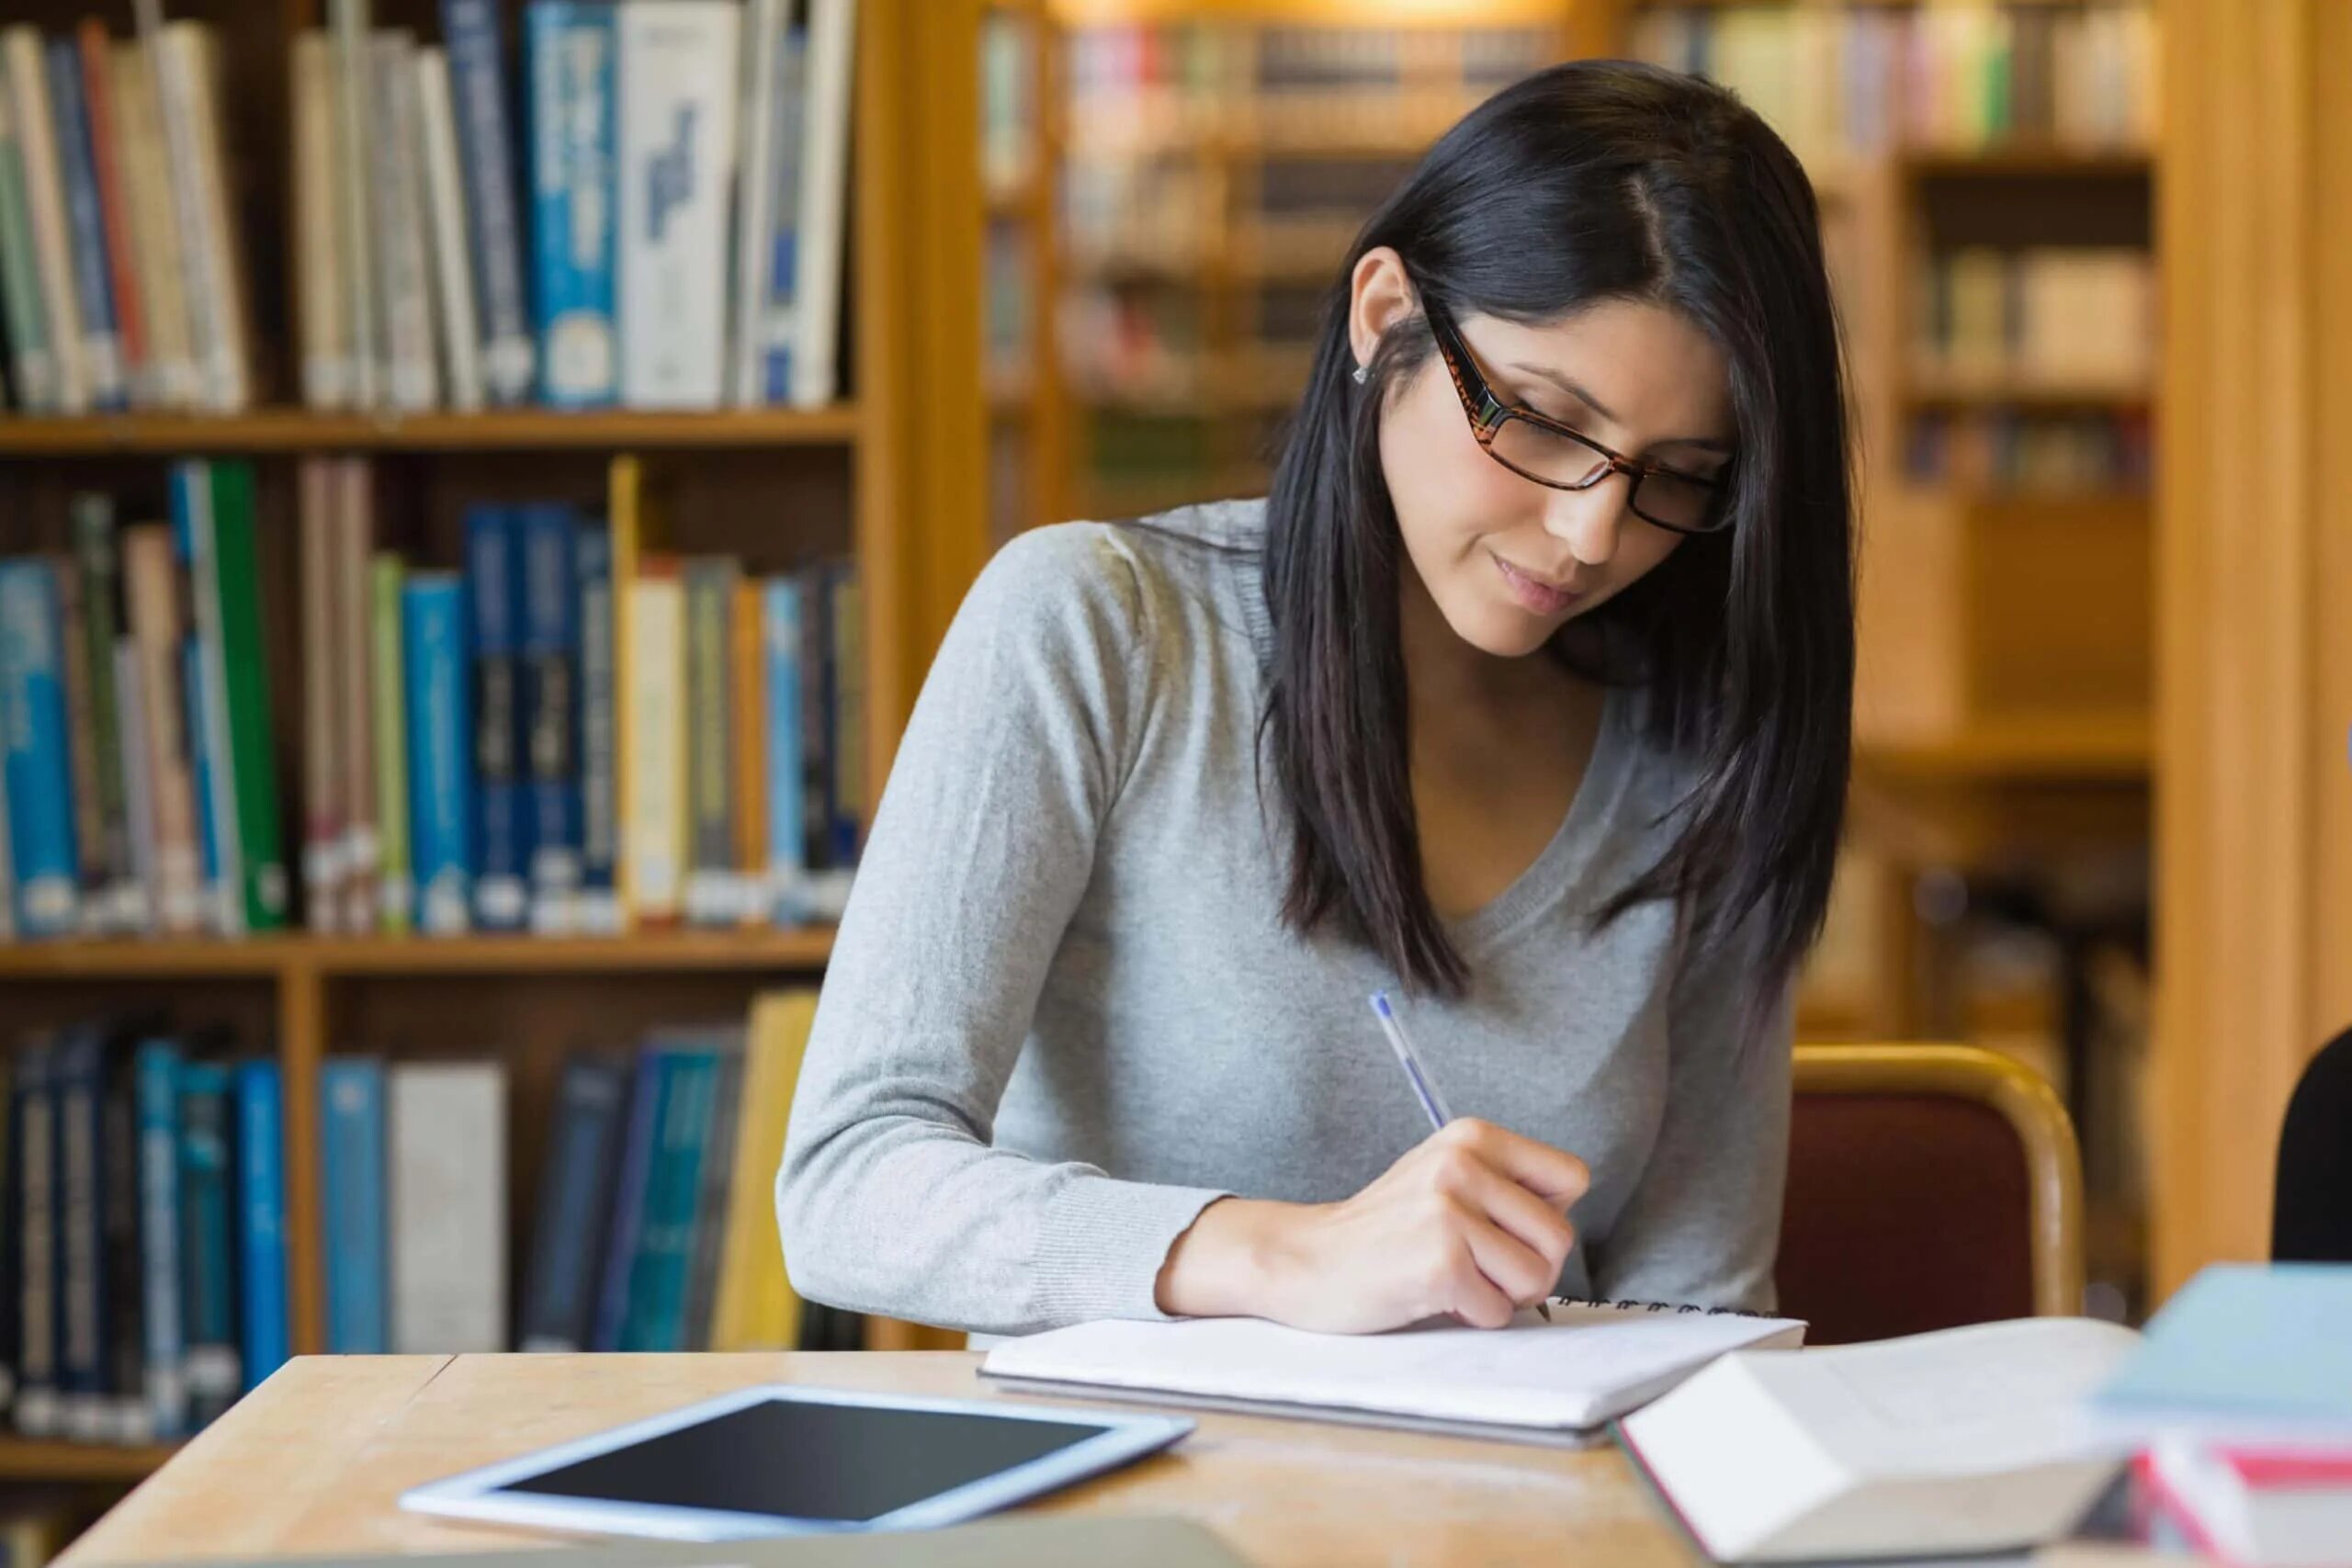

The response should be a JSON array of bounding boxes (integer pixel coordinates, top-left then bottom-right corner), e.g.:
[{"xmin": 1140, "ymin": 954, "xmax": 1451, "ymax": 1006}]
[{"xmin": 0, "ymin": 0, "xmax": 993, "ymax": 1482}]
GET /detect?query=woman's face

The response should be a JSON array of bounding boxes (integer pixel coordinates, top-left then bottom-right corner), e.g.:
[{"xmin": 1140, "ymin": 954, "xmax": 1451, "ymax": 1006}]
[{"xmin": 1351, "ymin": 250, "xmax": 1736, "ymax": 660}]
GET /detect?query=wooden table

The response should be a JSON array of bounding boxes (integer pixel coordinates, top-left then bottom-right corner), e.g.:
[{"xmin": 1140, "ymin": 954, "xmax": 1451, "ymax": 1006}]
[{"xmin": 54, "ymin": 1353, "xmax": 1701, "ymax": 1568}]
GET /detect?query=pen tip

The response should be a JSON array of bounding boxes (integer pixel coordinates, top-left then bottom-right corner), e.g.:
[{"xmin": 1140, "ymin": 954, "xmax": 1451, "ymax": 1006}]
[{"xmin": 1370, "ymin": 991, "xmax": 1392, "ymax": 1019}]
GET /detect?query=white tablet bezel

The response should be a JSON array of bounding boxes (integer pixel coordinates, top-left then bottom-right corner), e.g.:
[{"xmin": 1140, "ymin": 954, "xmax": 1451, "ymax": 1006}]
[{"xmin": 396, "ymin": 1383, "xmax": 1193, "ymax": 1540}]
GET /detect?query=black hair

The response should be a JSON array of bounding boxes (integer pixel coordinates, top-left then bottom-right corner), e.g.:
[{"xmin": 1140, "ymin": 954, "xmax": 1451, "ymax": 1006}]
[{"xmin": 1261, "ymin": 59, "xmax": 1854, "ymax": 1032}]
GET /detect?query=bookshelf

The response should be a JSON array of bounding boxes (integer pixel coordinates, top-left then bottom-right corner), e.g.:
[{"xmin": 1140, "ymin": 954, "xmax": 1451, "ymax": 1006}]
[{"xmin": 0, "ymin": 0, "xmax": 993, "ymax": 1485}]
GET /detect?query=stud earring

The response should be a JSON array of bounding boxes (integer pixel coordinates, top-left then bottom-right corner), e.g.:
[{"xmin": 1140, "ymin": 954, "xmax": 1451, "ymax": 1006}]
[{"xmin": 1351, "ymin": 364, "xmax": 1369, "ymax": 385}]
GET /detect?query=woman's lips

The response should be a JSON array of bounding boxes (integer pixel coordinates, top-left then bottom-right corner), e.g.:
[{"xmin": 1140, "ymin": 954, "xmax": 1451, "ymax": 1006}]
[{"xmin": 1492, "ymin": 553, "xmax": 1585, "ymax": 616}]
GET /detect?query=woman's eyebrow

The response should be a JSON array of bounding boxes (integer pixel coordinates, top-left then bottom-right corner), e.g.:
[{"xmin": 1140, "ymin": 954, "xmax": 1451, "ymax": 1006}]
[{"xmin": 1507, "ymin": 360, "xmax": 1734, "ymax": 454}]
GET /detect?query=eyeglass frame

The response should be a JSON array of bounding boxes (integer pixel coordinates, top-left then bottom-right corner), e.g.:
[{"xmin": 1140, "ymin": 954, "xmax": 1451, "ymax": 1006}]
[{"xmin": 1414, "ymin": 290, "xmax": 1736, "ymax": 537}]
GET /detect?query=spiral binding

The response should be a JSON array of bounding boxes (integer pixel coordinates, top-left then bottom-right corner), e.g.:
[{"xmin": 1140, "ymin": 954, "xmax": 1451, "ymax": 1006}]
[{"xmin": 1546, "ymin": 1295, "xmax": 1780, "ymax": 1320}]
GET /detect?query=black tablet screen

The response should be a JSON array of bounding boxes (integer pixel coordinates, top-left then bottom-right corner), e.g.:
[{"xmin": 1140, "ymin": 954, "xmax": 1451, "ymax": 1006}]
[{"xmin": 499, "ymin": 1398, "xmax": 1114, "ymax": 1524}]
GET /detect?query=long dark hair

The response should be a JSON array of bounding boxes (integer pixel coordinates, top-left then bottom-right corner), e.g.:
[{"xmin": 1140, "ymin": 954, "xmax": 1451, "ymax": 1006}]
[{"xmin": 1262, "ymin": 60, "xmax": 1854, "ymax": 1027}]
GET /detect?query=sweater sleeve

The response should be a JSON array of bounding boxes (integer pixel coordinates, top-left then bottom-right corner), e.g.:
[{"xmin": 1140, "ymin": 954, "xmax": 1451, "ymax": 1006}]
[
  {"xmin": 775, "ymin": 525, "xmax": 1232, "ymax": 1337},
  {"xmin": 1587, "ymin": 912, "xmax": 1793, "ymax": 1314}
]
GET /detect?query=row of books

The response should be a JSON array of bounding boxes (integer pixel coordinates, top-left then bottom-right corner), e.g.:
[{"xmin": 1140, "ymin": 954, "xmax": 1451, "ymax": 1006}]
[
  {"xmin": 3, "ymin": 1029, "xmax": 289, "ymax": 1445},
  {"xmin": 1631, "ymin": 3, "xmax": 2158, "ymax": 164},
  {"xmin": 1913, "ymin": 247, "xmax": 2155, "ymax": 393},
  {"xmin": 299, "ymin": 468, "xmax": 864, "ymax": 939},
  {"xmin": 295, "ymin": 0, "xmax": 854, "ymax": 418},
  {"xmin": 1904, "ymin": 411, "xmax": 2153, "ymax": 494},
  {"xmin": 0, "ymin": 468, "xmax": 288, "ymax": 942},
  {"xmin": 0, "ymin": 17, "xmax": 254, "ymax": 417}
]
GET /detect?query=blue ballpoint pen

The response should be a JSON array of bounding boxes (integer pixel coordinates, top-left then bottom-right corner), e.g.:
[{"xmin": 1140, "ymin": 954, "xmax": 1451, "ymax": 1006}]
[{"xmin": 1369, "ymin": 990, "xmax": 1555, "ymax": 1321}]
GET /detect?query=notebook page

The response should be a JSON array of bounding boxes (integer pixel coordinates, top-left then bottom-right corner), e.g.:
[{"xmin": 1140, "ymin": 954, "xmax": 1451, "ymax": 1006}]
[{"xmin": 982, "ymin": 1301, "xmax": 1805, "ymax": 1430}]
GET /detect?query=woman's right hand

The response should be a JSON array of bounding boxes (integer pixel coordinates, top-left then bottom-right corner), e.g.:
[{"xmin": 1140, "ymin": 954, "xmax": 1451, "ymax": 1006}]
[{"xmin": 1154, "ymin": 1118, "xmax": 1589, "ymax": 1334}]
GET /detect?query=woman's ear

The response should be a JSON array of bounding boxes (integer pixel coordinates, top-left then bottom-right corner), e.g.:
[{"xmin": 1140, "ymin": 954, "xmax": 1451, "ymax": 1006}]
[{"xmin": 1348, "ymin": 247, "xmax": 1419, "ymax": 376}]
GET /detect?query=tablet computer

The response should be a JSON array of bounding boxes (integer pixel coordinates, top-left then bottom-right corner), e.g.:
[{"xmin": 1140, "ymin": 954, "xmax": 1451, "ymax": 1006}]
[{"xmin": 398, "ymin": 1385, "xmax": 1193, "ymax": 1540}]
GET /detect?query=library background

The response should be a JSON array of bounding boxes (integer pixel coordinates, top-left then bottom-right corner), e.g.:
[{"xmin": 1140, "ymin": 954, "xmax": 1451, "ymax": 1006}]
[{"xmin": 6, "ymin": 0, "xmax": 2346, "ymax": 1559}]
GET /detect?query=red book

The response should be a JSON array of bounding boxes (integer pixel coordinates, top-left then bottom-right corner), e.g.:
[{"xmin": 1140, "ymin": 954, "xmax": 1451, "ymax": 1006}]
[{"xmin": 77, "ymin": 22, "xmax": 147, "ymax": 396}]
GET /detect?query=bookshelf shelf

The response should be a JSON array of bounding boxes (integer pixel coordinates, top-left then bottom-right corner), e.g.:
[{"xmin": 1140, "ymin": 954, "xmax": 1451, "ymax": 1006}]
[
  {"xmin": 1901, "ymin": 148, "xmax": 2154, "ymax": 179},
  {"xmin": 1858, "ymin": 714, "xmax": 2154, "ymax": 781},
  {"xmin": 0, "ymin": 930, "xmax": 836, "ymax": 981},
  {"xmin": 0, "ymin": 407, "xmax": 865, "ymax": 457},
  {"xmin": 0, "ymin": 1437, "xmax": 179, "ymax": 1483}
]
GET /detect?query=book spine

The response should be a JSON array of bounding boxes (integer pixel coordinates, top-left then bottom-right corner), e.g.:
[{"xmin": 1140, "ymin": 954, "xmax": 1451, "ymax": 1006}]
[
  {"xmin": 415, "ymin": 48, "xmax": 484, "ymax": 413},
  {"xmin": 181, "ymin": 637, "xmax": 219, "ymax": 922},
  {"xmin": 320, "ymin": 1057, "xmax": 388, "ymax": 1354},
  {"xmin": 681, "ymin": 559, "xmax": 736, "ymax": 926},
  {"xmin": 289, "ymin": 33, "xmax": 348, "ymax": 410},
  {"xmin": 759, "ymin": 578, "xmax": 804, "ymax": 924},
  {"xmin": 113, "ymin": 640, "xmax": 159, "ymax": 934},
  {"xmin": 517, "ymin": 1054, "xmax": 626, "ymax": 1352},
  {"xmin": 111, "ymin": 40, "xmax": 196, "ymax": 410},
  {"xmin": 620, "ymin": 565, "xmax": 685, "ymax": 926},
  {"xmin": 300, "ymin": 459, "xmax": 345, "ymax": 931},
  {"xmin": 440, "ymin": 0, "xmax": 533, "ymax": 405},
  {"xmin": 336, "ymin": 461, "xmax": 379, "ymax": 935},
  {"xmin": 527, "ymin": 3, "xmax": 619, "ymax": 409},
  {"xmin": 757, "ymin": 27, "xmax": 805, "ymax": 405},
  {"xmin": 730, "ymin": 580, "xmax": 765, "ymax": 927},
  {"xmin": 43, "ymin": 40, "xmax": 124, "ymax": 409},
  {"xmin": 789, "ymin": 0, "xmax": 855, "ymax": 409},
  {"xmin": 795, "ymin": 565, "xmax": 831, "ymax": 897},
  {"xmin": 12, "ymin": 1040, "xmax": 62, "ymax": 1436},
  {"xmin": 101, "ymin": 1037, "xmax": 149, "ymax": 1442},
  {"xmin": 70, "ymin": 496, "xmax": 136, "ymax": 931},
  {"xmin": 728, "ymin": 0, "xmax": 786, "ymax": 407},
  {"xmin": 678, "ymin": 1047, "xmax": 741, "ymax": 1351},
  {"xmin": 0, "ymin": 62, "xmax": 59, "ymax": 411},
  {"xmin": 465, "ymin": 508, "xmax": 528, "ymax": 931},
  {"xmin": 133, "ymin": 1039, "xmax": 187, "ymax": 1438},
  {"xmin": 76, "ymin": 25, "xmax": 145, "ymax": 405},
  {"xmin": 4, "ymin": 28, "xmax": 87, "ymax": 413},
  {"xmin": 155, "ymin": 23, "xmax": 252, "ymax": 412},
  {"xmin": 619, "ymin": 1049, "xmax": 685, "ymax": 1350},
  {"xmin": 48, "ymin": 548, "xmax": 109, "ymax": 931},
  {"xmin": 1, "ymin": 1048, "xmax": 20, "ymax": 1413},
  {"xmin": 369, "ymin": 31, "xmax": 437, "ymax": 413},
  {"xmin": 54, "ymin": 1028, "xmax": 106, "ymax": 1442},
  {"xmin": 327, "ymin": 0, "xmax": 378, "ymax": 408},
  {"xmin": 370, "ymin": 551, "xmax": 413, "ymax": 933},
  {"xmin": 172, "ymin": 461, "xmax": 244, "ymax": 936},
  {"xmin": 710, "ymin": 992, "xmax": 811, "ymax": 1351},
  {"xmin": 0, "ymin": 559, "xmax": 83, "ymax": 939},
  {"xmin": 403, "ymin": 575, "xmax": 473, "ymax": 936},
  {"xmin": 387, "ymin": 1063, "xmax": 506, "ymax": 1353},
  {"xmin": 0, "ymin": 714, "xmax": 13, "ymax": 942},
  {"xmin": 175, "ymin": 1061, "xmax": 239, "ymax": 1426},
  {"xmin": 233, "ymin": 1059, "xmax": 288, "ymax": 1393},
  {"xmin": 589, "ymin": 1046, "xmax": 664, "ymax": 1351},
  {"xmin": 616, "ymin": 0, "xmax": 740, "ymax": 410},
  {"xmin": 574, "ymin": 525, "xmax": 618, "ymax": 932},
  {"xmin": 120, "ymin": 526, "xmax": 200, "ymax": 932},
  {"xmin": 520, "ymin": 506, "xmax": 582, "ymax": 933},
  {"xmin": 209, "ymin": 462, "xmax": 289, "ymax": 931},
  {"xmin": 827, "ymin": 565, "xmax": 864, "ymax": 873}
]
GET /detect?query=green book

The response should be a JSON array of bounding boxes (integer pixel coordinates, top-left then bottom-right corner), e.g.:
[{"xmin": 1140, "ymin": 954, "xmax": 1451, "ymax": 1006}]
[
  {"xmin": 0, "ymin": 67, "xmax": 52, "ymax": 411},
  {"xmin": 208, "ymin": 462, "xmax": 288, "ymax": 931},
  {"xmin": 71, "ymin": 495, "xmax": 130, "ymax": 927},
  {"xmin": 369, "ymin": 554, "xmax": 412, "ymax": 934}
]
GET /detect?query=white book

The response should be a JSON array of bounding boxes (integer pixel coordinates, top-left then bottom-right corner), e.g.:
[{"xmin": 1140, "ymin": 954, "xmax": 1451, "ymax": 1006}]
[
  {"xmin": 291, "ymin": 32, "xmax": 350, "ymax": 410},
  {"xmin": 109, "ymin": 41, "xmax": 198, "ymax": 411},
  {"xmin": 370, "ymin": 31, "xmax": 437, "ymax": 413},
  {"xmin": 389, "ymin": 1062, "xmax": 509, "ymax": 1354},
  {"xmin": 616, "ymin": 0, "xmax": 740, "ymax": 410},
  {"xmin": 1619, "ymin": 1317, "xmax": 2143, "ymax": 1564},
  {"xmin": 0, "ymin": 64, "xmax": 59, "ymax": 412},
  {"xmin": 329, "ymin": 0, "xmax": 379, "ymax": 408},
  {"xmin": 3, "ymin": 27, "xmax": 88, "ymax": 415},
  {"xmin": 790, "ymin": 0, "xmax": 855, "ymax": 410},
  {"xmin": 728, "ymin": 0, "xmax": 786, "ymax": 406},
  {"xmin": 983, "ymin": 1299, "xmax": 1807, "ymax": 1445},
  {"xmin": 414, "ymin": 49, "xmax": 483, "ymax": 413},
  {"xmin": 143, "ymin": 16, "xmax": 251, "ymax": 412}
]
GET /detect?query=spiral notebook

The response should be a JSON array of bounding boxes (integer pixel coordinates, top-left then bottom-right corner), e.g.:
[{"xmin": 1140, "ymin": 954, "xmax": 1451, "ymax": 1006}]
[{"xmin": 980, "ymin": 1298, "xmax": 1807, "ymax": 1447}]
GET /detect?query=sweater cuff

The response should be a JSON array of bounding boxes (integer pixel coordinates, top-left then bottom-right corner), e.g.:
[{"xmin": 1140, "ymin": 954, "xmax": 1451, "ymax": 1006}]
[{"xmin": 1033, "ymin": 1178, "xmax": 1234, "ymax": 1325}]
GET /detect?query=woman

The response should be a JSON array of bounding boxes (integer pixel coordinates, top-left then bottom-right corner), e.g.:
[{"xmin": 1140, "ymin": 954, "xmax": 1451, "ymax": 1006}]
[{"xmin": 778, "ymin": 59, "xmax": 1852, "ymax": 1337}]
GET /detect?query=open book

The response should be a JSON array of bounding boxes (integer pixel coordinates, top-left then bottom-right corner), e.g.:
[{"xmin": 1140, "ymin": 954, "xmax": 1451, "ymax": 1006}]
[
  {"xmin": 1619, "ymin": 1316, "xmax": 2143, "ymax": 1563},
  {"xmin": 979, "ymin": 1298, "xmax": 1806, "ymax": 1445}
]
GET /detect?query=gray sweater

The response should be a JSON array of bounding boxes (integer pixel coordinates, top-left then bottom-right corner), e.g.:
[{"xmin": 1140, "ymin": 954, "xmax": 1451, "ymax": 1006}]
[{"xmin": 776, "ymin": 499, "xmax": 1790, "ymax": 1337}]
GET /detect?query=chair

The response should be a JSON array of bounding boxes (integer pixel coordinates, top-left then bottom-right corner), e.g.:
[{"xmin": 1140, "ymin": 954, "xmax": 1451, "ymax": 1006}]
[
  {"xmin": 2274, "ymin": 1026, "xmax": 2352, "ymax": 1262},
  {"xmin": 1780, "ymin": 1043, "xmax": 2085, "ymax": 1345}
]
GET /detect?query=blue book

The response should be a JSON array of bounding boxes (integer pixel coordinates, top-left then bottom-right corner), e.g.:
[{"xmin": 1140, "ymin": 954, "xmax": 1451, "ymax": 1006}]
[
  {"xmin": 759, "ymin": 578, "xmax": 805, "ymax": 922},
  {"xmin": 171, "ymin": 462, "xmax": 243, "ymax": 935},
  {"xmin": 758, "ymin": 27, "xmax": 808, "ymax": 404},
  {"xmin": 132, "ymin": 1039, "xmax": 188, "ymax": 1438},
  {"xmin": 180, "ymin": 638, "xmax": 218, "ymax": 915},
  {"xmin": 574, "ymin": 525, "xmax": 616, "ymax": 928},
  {"xmin": 42, "ymin": 40, "xmax": 124, "ymax": 411},
  {"xmin": 2093, "ymin": 1264, "xmax": 2352, "ymax": 1434},
  {"xmin": 518, "ymin": 506, "xmax": 582, "ymax": 929},
  {"xmin": 518, "ymin": 1054, "xmax": 628, "ymax": 1351},
  {"xmin": 175, "ymin": 1060, "xmax": 239, "ymax": 1427},
  {"xmin": 526, "ymin": 2, "xmax": 619, "ymax": 408},
  {"xmin": 628, "ymin": 1046, "xmax": 723, "ymax": 1352},
  {"xmin": 590, "ymin": 1046, "xmax": 668, "ymax": 1352},
  {"xmin": 0, "ymin": 558, "xmax": 82, "ymax": 937},
  {"xmin": 441, "ymin": 0, "xmax": 535, "ymax": 404},
  {"xmin": 403, "ymin": 575, "xmax": 475, "ymax": 935},
  {"xmin": 465, "ymin": 510, "xmax": 527, "ymax": 931},
  {"xmin": 233, "ymin": 1059, "xmax": 288, "ymax": 1393},
  {"xmin": 320, "ymin": 1058, "xmax": 389, "ymax": 1355},
  {"xmin": 52, "ymin": 1023, "xmax": 107, "ymax": 1439}
]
